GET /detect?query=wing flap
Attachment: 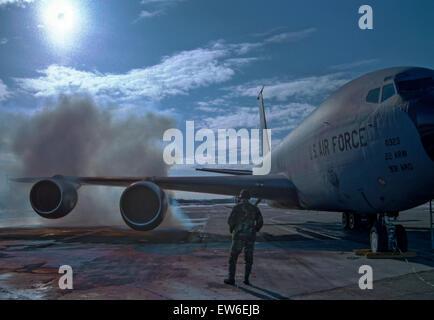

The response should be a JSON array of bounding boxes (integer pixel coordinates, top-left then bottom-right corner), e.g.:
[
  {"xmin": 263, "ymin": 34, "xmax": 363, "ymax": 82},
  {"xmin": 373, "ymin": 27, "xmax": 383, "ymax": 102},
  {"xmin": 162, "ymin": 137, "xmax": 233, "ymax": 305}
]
[
  {"xmin": 195, "ymin": 168, "xmax": 253, "ymax": 175},
  {"xmin": 148, "ymin": 174, "xmax": 295, "ymax": 200}
]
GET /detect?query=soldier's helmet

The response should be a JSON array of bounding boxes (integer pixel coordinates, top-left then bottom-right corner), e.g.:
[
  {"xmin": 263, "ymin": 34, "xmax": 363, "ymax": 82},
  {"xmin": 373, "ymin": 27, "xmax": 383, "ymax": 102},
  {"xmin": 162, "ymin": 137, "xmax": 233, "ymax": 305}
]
[{"xmin": 239, "ymin": 189, "xmax": 250, "ymax": 200}]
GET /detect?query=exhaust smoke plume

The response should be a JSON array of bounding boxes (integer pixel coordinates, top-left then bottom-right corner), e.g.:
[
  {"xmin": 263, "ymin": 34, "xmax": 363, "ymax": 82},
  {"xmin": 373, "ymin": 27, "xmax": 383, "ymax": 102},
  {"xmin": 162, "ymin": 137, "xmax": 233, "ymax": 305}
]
[{"xmin": 0, "ymin": 95, "xmax": 191, "ymax": 230}]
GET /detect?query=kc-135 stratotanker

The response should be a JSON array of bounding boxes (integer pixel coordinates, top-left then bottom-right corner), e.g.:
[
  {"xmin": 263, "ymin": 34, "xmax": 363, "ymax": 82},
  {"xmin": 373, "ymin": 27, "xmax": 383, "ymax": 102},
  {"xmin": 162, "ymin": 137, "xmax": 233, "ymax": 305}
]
[{"xmin": 13, "ymin": 67, "xmax": 434, "ymax": 253}]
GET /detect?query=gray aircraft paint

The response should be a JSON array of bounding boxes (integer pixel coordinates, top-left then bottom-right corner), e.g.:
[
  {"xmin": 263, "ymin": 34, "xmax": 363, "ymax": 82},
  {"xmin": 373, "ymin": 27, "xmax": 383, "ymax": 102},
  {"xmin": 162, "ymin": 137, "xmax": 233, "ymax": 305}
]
[{"xmin": 270, "ymin": 67, "xmax": 434, "ymax": 214}]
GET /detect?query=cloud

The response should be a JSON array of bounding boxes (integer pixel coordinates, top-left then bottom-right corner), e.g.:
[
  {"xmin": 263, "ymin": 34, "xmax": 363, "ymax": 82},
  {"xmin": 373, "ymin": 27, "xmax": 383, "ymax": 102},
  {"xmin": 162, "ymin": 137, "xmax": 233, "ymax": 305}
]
[
  {"xmin": 133, "ymin": 9, "xmax": 162, "ymax": 22},
  {"xmin": 198, "ymin": 102, "xmax": 315, "ymax": 132},
  {"xmin": 135, "ymin": 0, "xmax": 184, "ymax": 22},
  {"xmin": 0, "ymin": 0, "xmax": 33, "ymax": 7},
  {"xmin": 230, "ymin": 42, "xmax": 263, "ymax": 55},
  {"xmin": 0, "ymin": 79, "xmax": 10, "ymax": 101},
  {"xmin": 15, "ymin": 42, "xmax": 258, "ymax": 101},
  {"xmin": 137, "ymin": 9, "xmax": 160, "ymax": 18},
  {"xmin": 265, "ymin": 28, "xmax": 317, "ymax": 44},
  {"xmin": 13, "ymin": 29, "xmax": 317, "ymax": 103},
  {"xmin": 199, "ymin": 107, "xmax": 259, "ymax": 130},
  {"xmin": 250, "ymin": 27, "xmax": 287, "ymax": 38},
  {"xmin": 213, "ymin": 28, "xmax": 316, "ymax": 54},
  {"xmin": 329, "ymin": 58, "xmax": 380, "ymax": 71},
  {"xmin": 224, "ymin": 57, "xmax": 260, "ymax": 67},
  {"xmin": 195, "ymin": 98, "xmax": 228, "ymax": 113},
  {"xmin": 0, "ymin": 38, "xmax": 8, "ymax": 45},
  {"xmin": 226, "ymin": 73, "xmax": 349, "ymax": 101},
  {"xmin": 195, "ymin": 105, "xmax": 217, "ymax": 113}
]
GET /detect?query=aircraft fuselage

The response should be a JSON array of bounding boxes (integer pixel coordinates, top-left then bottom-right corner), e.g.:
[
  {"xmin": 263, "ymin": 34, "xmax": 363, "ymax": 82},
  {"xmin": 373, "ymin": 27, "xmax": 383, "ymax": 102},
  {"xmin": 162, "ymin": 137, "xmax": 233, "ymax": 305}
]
[{"xmin": 270, "ymin": 67, "xmax": 434, "ymax": 215}]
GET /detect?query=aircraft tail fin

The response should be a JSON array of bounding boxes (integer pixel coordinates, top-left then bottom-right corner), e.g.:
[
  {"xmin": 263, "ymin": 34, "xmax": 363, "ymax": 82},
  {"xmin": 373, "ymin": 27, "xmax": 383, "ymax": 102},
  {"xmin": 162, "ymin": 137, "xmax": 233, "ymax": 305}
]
[{"xmin": 257, "ymin": 87, "xmax": 271, "ymax": 155}]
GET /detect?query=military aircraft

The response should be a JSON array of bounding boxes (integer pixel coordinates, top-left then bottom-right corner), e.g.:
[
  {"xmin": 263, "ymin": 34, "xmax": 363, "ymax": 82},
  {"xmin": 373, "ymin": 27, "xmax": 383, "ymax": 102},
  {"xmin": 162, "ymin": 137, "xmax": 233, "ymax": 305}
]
[{"xmin": 13, "ymin": 66, "xmax": 434, "ymax": 253}]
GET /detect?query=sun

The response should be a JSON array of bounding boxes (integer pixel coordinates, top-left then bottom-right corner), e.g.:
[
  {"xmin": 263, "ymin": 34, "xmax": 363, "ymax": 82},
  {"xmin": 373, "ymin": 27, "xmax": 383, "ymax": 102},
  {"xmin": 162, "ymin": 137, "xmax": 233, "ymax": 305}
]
[
  {"xmin": 39, "ymin": 0, "xmax": 83, "ymax": 50},
  {"xmin": 44, "ymin": 1, "xmax": 75, "ymax": 32}
]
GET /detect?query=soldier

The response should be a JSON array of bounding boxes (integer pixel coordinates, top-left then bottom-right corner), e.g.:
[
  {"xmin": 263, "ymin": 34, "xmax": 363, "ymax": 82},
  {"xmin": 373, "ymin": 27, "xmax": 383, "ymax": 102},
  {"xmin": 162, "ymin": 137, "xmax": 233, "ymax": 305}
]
[{"xmin": 224, "ymin": 189, "xmax": 263, "ymax": 286}]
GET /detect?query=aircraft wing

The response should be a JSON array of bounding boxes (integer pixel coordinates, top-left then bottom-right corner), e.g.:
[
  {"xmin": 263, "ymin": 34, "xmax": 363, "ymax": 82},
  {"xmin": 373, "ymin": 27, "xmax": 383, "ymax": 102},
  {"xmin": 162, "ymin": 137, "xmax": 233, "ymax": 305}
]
[
  {"xmin": 12, "ymin": 174, "xmax": 300, "ymax": 231},
  {"xmin": 12, "ymin": 174, "xmax": 299, "ymax": 203}
]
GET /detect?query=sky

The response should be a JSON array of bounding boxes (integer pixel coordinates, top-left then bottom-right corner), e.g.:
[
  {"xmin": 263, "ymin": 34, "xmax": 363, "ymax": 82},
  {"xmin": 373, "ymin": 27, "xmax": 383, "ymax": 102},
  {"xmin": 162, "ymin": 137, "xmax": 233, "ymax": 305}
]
[{"xmin": 0, "ymin": 0, "xmax": 433, "ymax": 185}]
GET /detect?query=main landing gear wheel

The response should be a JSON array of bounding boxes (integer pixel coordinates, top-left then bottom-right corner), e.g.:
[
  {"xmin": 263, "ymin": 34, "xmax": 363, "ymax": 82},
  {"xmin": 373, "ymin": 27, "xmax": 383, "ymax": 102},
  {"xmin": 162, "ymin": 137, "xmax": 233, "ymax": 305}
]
[
  {"xmin": 370, "ymin": 221, "xmax": 388, "ymax": 253},
  {"xmin": 342, "ymin": 212, "xmax": 350, "ymax": 229},
  {"xmin": 369, "ymin": 214, "xmax": 408, "ymax": 253},
  {"xmin": 348, "ymin": 213, "xmax": 360, "ymax": 230}
]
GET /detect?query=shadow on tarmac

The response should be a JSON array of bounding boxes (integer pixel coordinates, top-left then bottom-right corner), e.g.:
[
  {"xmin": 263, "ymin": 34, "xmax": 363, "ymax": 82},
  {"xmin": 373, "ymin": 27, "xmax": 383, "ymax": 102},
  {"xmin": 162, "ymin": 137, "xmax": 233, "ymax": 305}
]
[{"xmin": 234, "ymin": 283, "xmax": 290, "ymax": 300}]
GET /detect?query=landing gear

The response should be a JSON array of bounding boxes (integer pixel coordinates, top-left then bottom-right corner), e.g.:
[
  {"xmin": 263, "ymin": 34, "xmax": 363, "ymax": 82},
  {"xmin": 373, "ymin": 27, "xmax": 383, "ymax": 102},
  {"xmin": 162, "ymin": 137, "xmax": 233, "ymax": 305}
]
[
  {"xmin": 342, "ymin": 212, "xmax": 361, "ymax": 230},
  {"xmin": 343, "ymin": 212, "xmax": 374, "ymax": 230},
  {"xmin": 369, "ymin": 213, "xmax": 408, "ymax": 253},
  {"xmin": 370, "ymin": 221, "xmax": 388, "ymax": 253},
  {"xmin": 348, "ymin": 213, "xmax": 361, "ymax": 230},
  {"xmin": 342, "ymin": 212, "xmax": 349, "ymax": 229}
]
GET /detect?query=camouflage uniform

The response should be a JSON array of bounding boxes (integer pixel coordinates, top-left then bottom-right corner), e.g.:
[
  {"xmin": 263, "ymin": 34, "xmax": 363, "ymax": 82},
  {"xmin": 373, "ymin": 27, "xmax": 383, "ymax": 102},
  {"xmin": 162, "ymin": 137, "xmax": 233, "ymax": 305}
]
[{"xmin": 227, "ymin": 199, "xmax": 263, "ymax": 283}]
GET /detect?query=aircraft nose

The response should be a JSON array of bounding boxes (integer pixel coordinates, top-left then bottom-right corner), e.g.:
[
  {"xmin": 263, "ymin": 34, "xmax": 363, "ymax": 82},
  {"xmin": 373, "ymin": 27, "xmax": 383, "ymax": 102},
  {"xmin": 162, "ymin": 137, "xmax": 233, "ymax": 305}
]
[{"xmin": 408, "ymin": 92, "xmax": 434, "ymax": 160}]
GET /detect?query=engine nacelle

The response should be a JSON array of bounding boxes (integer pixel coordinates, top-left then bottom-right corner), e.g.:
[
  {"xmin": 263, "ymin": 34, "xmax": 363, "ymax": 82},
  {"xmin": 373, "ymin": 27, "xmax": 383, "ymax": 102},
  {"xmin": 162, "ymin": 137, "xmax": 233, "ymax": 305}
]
[
  {"xmin": 30, "ymin": 178, "xmax": 78, "ymax": 219},
  {"xmin": 120, "ymin": 181, "xmax": 168, "ymax": 231}
]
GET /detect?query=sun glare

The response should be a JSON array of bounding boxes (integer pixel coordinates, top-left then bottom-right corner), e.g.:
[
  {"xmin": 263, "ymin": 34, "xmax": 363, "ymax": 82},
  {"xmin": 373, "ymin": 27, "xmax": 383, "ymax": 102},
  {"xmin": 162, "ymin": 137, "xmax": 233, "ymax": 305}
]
[{"xmin": 39, "ymin": 0, "xmax": 84, "ymax": 51}]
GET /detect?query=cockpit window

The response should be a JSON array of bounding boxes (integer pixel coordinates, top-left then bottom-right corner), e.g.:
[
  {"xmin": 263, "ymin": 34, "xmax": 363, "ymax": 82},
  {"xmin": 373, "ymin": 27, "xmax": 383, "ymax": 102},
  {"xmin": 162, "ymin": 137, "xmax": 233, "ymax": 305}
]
[
  {"xmin": 381, "ymin": 84, "xmax": 396, "ymax": 102},
  {"xmin": 366, "ymin": 88, "xmax": 380, "ymax": 103},
  {"xmin": 396, "ymin": 77, "xmax": 434, "ymax": 95}
]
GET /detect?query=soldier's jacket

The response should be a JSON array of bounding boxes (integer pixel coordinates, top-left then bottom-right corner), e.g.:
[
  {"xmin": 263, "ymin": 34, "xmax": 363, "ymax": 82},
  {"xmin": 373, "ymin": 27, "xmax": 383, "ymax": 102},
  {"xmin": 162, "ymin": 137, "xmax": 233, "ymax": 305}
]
[{"xmin": 228, "ymin": 200, "xmax": 263, "ymax": 241}]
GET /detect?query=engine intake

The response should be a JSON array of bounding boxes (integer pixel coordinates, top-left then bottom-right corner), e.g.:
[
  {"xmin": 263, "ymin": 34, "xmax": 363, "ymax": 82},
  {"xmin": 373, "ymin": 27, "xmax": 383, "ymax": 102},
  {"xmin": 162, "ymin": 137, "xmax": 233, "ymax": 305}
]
[
  {"xmin": 120, "ymin": 182, "xmax": 168, "ymax": 231},
  {"xmin": 30, "ymin": 178, "xmax": 78, "ymax": 219}
]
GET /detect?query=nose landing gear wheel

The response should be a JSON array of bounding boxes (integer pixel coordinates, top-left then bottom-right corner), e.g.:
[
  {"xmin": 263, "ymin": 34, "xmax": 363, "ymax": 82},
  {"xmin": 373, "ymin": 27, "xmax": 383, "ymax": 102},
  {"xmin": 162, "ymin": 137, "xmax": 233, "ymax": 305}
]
[{"xmin": 370, "ymin": 222, "xmax": 388, "ymax": 253}]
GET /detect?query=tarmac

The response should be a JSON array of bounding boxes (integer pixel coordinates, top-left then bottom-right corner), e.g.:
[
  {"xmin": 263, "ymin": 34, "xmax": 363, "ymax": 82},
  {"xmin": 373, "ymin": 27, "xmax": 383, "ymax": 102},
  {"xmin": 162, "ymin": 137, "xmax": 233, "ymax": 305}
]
[{"xmin": 0, "ymin": 203, "xmax": 434, "ymax": 300}]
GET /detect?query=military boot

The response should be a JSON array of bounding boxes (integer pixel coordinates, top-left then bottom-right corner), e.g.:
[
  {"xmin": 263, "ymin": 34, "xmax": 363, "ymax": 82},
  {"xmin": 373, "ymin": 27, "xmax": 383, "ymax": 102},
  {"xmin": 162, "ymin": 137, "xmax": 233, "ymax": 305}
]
[
  {"xmin": 224, "ymin": 260, "xmax": 236, "ymax": 285},
  {"xmin": 244, "ymin": 264, "xmax": 252, "ymax": 285}
]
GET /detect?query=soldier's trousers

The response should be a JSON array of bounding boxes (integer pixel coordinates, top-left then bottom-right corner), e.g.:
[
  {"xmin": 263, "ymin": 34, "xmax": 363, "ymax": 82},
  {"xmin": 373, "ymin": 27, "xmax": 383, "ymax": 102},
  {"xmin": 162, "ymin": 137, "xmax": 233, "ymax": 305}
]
[{"xmin": 228, "ymin": 239, "xmax": 255, "ymax": 280}]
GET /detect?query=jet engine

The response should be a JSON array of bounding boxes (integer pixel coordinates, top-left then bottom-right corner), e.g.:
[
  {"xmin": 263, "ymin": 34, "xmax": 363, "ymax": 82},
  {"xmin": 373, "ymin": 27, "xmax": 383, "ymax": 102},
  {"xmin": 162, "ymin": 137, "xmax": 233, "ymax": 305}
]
[
  {"xmin": 119, "ymin": 181, "xmax": 168, "ymax": 231},
  {"xmin": 30, "ymin": 177, "xmax": 78, "ymax": 219}
]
